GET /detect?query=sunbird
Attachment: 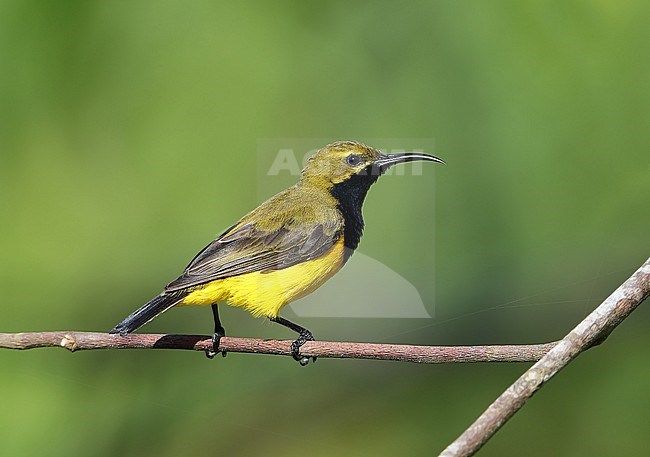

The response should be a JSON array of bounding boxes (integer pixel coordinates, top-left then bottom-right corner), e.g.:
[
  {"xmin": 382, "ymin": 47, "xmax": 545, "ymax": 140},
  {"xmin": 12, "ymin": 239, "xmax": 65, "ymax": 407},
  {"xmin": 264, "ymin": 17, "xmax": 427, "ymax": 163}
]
[{"xmin": 110, "ymin": 141, "xmax": 445, "ymax": 365}]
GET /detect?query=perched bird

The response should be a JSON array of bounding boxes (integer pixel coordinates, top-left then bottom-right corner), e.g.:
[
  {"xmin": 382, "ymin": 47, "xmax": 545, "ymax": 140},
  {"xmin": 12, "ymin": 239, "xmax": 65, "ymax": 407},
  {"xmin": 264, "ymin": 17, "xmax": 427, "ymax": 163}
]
[{"xmin": 110, "ymin": 141, "xmax": 445, "ymax": 365}]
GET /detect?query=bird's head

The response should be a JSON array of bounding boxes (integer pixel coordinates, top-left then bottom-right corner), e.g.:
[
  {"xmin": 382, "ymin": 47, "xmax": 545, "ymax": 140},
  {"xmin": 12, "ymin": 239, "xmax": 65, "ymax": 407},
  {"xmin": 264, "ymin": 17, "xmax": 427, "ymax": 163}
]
[{"xmin": 300, "ymin": 141, "xmax": 445, "ymax": 189}]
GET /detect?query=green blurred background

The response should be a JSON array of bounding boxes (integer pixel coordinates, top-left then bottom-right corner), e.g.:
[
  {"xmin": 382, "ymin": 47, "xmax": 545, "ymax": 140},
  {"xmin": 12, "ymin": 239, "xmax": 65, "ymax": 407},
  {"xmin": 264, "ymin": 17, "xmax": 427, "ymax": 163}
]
[{"xmin": 1, "ymin": 1, "xmax": 649, "ymax": 456}]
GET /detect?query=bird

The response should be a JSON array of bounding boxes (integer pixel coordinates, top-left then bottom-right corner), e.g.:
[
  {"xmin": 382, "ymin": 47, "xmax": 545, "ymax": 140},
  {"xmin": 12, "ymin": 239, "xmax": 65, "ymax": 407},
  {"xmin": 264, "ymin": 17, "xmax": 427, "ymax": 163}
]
[{"xmin": 110, "ymin": 141, "xmax": 445, "ymax": 365}]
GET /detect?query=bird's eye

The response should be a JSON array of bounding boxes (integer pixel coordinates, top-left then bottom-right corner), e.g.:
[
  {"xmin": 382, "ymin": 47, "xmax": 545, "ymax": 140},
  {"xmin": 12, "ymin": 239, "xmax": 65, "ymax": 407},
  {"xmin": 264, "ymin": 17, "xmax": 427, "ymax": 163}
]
[{"xmin": 346, "ymin": 154, "xmax": 362, "ymax": 167}]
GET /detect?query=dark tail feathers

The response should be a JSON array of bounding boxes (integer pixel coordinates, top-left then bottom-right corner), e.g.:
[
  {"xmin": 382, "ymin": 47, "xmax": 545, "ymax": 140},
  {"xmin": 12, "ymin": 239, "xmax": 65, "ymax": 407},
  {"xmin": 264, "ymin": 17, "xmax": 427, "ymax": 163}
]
[{"xmin": 110, "ymin": 292, "xmax": 187, "ymax": 336}]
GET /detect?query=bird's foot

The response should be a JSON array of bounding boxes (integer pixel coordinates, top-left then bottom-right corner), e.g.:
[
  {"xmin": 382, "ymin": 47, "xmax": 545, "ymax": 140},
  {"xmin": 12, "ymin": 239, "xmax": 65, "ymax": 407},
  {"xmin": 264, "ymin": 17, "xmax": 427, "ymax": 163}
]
[
  {"xmin": 290, "ymin": 330, "xmax": 316, "ymax": 366},
  {"xmin": 205, "ymin": 328, "xmax": 227, "ymax": 359}
]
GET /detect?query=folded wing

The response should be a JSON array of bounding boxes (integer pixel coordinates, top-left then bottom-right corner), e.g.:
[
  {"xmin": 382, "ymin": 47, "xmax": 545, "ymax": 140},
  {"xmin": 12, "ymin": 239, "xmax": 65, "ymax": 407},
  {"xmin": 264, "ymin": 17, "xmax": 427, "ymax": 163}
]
[{"xmin": 165, "ymin": 213, "xmax": 343, "ymax": 292}]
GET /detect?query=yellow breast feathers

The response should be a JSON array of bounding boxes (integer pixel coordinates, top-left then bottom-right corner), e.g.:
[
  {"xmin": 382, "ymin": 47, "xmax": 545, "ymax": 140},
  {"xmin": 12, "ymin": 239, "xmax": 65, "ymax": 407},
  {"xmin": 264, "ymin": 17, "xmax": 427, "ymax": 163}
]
[{"xmin": 179, "ymin": 237, "xmax": 346, "ymax": 318}]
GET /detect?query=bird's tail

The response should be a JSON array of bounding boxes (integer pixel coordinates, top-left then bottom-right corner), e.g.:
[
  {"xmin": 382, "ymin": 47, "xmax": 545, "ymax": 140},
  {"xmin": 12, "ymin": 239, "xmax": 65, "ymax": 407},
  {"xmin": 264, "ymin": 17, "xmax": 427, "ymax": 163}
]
[{"xmin": 109, "ymin": 291, "xmax": 188, "ymax": 336}]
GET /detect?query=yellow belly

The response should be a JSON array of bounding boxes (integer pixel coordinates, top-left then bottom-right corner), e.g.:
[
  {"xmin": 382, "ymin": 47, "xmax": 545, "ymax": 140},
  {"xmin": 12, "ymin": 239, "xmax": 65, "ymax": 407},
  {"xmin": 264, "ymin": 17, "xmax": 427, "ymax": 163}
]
[{"xmin": 178, "ymin": 238, "xmax": 346, "ymax": 318}]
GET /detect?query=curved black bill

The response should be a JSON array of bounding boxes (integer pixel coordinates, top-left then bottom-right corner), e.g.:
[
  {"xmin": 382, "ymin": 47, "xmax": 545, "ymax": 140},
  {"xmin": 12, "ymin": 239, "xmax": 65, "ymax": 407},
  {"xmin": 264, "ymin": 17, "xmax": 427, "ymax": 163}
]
[{"xmin": 374, "ymin": 152, "xmax": 446, "ymax": 169}]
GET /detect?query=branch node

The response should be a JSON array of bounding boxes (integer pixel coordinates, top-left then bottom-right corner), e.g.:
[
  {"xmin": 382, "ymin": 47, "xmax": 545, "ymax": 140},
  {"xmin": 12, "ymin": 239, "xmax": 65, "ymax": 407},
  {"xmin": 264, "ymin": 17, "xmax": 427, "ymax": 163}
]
[
  {"xmin": 439, "ymin": 256, "xmax": 650, "ymax": 457},
  {"xmin": 60, "ymin": 334, "xmax": 78, "ymax": 352}
]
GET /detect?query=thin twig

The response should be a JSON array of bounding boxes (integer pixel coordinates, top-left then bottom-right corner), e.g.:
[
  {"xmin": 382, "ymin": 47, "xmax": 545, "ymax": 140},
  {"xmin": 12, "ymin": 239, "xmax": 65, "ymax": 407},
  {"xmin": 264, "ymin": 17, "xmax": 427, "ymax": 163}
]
[
  {"xmin": 3, "ymin": 259, "xmax": 647, "ymax": 455},
  {"xmin": 0, "ymin": 331, "xmax": 558, "ymax": 364},
  {"xmin": 440, "ymin": 256, "xmax": 650, "ymax": 457}
]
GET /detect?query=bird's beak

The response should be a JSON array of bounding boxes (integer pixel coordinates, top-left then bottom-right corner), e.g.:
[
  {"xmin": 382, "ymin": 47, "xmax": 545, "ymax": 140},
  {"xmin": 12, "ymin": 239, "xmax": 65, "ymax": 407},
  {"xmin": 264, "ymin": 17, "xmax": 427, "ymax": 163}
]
[{"xmin": 373, "ymin": 152, "xmax": 446, "ymax": 170}]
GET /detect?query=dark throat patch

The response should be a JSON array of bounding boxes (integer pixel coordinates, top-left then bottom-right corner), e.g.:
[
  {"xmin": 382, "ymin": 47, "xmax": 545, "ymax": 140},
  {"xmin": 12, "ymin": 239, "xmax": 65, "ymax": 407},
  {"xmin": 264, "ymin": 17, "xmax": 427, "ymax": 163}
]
[{"xmin": 329, "ymin": 167, "xmax": 380, "ymax": 257}]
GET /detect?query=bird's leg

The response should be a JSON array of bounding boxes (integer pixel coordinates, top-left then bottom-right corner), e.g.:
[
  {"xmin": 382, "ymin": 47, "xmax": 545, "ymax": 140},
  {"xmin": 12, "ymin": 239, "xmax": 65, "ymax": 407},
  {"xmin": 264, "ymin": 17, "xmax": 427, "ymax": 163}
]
[
  {"xmin": 270, "ymin": 316, "xmax": 316, "ymax": 366},
  {"xmin": 206, "ymin": 304, "xmax": 227, "ymax": 359}
]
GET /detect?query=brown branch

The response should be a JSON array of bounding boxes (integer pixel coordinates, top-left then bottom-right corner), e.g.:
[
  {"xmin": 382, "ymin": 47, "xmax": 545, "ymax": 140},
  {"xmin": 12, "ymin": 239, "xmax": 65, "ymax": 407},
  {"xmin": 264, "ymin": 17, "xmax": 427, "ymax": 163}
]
[
  {"xmin": 440, "ymin": 256, "xmax": 650, "ymax": 457},
  {"xmin": 0, "ymin": 331, "xmax": 558, "ymax": 364},
  {"xmin": 3, "ymin": 259, "xmax": 647, "ymax": 455}
]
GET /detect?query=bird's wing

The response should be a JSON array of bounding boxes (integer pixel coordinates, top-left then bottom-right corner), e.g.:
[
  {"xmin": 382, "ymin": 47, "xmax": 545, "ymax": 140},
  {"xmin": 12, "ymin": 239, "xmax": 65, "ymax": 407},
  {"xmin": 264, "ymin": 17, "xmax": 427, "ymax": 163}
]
[{"xmin": 164, "ymin": 208, "xmax": 343, "ymax": 292}]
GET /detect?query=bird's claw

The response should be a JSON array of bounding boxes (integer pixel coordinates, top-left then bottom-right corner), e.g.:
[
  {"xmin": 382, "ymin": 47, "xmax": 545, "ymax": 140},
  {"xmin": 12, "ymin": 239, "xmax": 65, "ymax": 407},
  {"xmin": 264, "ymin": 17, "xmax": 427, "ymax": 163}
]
[
  {"xmin": 205, "ymin": 331, "xmax": 227, "ymax": 359},
  {"xmin": 290, "ymin": 330, "xmax": 316, "ymax": 366}
]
